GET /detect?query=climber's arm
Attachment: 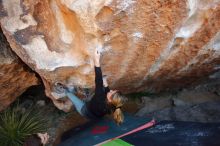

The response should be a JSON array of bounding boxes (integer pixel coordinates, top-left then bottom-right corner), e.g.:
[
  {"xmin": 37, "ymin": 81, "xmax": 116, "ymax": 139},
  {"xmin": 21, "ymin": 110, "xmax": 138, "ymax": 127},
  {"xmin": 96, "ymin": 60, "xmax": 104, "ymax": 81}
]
[
  {"xmin": 94, "ymin": 47, "xmax": 104, "ymax": 94},
  {"xmin": 103, "ymin": 75, "xmax": 110, "ymax": 93},
  {"xmin": 104, "ymin": 86, "xmax": 110, "ymax": 94},
  {"xmin": 95, "ymin": 67, "xmax": 104, "ymax": 94}
]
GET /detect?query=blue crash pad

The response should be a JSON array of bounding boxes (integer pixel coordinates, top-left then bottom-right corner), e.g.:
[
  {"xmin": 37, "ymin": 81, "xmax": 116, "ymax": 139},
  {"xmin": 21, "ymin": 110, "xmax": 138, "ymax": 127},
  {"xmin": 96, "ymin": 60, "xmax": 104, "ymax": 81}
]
[{"xmin": 58, "ymin": 114, "xmax": 152, "ymax": 146}]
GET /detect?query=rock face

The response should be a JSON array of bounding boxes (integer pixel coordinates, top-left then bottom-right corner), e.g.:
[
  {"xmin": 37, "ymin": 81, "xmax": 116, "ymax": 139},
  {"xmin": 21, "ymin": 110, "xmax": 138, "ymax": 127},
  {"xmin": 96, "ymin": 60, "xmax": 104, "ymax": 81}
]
[
  {"xmin": 137, "ymin": 90, "xmax": 220, "ymax": 123},
  {"xmin": 0, "ymin": 0, "xmax": 220, "ymax": 106},
  {"xmin": 0, "ymin": 28, "xmax": 39, "ymax": 111}
]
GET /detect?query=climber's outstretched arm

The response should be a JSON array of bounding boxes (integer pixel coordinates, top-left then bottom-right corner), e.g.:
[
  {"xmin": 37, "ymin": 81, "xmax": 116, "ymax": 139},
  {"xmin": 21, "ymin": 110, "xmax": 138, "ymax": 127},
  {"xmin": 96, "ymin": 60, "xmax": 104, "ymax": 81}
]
[
  {"xmin": 93, "ymin": 47, "xmax": 110, "ymax": 94},
  {"xmin": 94, "ymin": 47, "xmax": 105, "ymax": 95}
]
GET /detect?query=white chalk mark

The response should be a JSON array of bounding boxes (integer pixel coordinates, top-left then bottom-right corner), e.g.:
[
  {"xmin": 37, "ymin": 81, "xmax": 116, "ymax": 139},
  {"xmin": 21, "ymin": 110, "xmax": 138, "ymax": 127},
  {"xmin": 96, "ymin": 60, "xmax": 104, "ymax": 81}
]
[
  {"xmin": 2, "ymin": 0, "xmax": 37, "ymax": 33},
  {"xmin": 132, "ymin": 32, "xmax": 143, "ymax": 38},
  {"xmin": 22, "ymin": 36, "xmax": 82, "ymax": 71}
]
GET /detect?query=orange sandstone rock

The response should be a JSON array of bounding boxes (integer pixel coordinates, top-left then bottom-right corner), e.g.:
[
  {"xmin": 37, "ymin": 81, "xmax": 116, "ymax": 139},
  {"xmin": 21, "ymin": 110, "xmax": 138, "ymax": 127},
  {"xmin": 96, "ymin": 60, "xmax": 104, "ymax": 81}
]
[
  {"xmin": 0, "ymin": 28, "xmax": 39, "ymax": 111},
  {"xmin": 0, "ymin": 0, "xmax": 220, "ymax": 110}
]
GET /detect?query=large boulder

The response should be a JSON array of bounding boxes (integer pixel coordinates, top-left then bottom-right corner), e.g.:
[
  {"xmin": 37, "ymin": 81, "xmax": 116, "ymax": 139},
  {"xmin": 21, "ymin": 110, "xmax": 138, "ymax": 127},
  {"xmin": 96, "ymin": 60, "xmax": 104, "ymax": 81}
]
[
  {"xmin": 0, "ymin": 28, "xmax": 39, "ymax": 111},
  {"xmin": 0, "ymin": 0, "xmax": 220, "ymax": 109}
]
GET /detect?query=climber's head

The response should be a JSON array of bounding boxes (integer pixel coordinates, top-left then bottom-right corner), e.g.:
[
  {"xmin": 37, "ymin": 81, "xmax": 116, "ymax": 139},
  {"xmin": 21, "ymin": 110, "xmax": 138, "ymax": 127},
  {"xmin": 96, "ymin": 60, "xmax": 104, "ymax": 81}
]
[{"xmin": 107, "ymin": 90, "xmax": 127, "ymax": 125}]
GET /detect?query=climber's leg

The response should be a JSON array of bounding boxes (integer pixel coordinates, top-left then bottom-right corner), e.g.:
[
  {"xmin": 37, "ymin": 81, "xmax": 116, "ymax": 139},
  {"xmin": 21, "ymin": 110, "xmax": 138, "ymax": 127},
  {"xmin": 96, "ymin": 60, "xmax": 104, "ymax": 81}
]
[{"xmin": 66, "ymin": 92, "xmax": 85, "ymax": 115}]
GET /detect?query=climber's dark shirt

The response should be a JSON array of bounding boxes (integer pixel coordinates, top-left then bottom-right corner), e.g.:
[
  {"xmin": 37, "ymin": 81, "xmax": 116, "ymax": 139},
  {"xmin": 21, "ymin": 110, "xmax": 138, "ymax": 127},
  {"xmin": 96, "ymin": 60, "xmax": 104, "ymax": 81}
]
[{"xmin": 85, "ymin": 67, "xmax": 111, "ymax": 118}]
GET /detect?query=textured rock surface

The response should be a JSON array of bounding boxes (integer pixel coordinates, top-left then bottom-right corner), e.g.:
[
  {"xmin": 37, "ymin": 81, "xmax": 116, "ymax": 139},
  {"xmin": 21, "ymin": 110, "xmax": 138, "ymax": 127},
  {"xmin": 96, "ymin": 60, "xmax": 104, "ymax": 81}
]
[
  {"xmin": 137, "ymin": 90, "xmax": 220, "ymax": 115},
  {"xmin": 137, "ymin": 90, "xmax": 220, "ymax": 122},
  {"xmin": 0, "ymin": 0, "xmax": 220, "ymax": 107},
  {"xmin": 142, "ymin": 101, "xmax": 220, "ymax": 122},
  {"xmin": 136, "ymin": 96, "xmax": 173, "ymax": 116},
  {"xmin": 0, "ymin": 28, "xmax": 39, "ymax": 111}
]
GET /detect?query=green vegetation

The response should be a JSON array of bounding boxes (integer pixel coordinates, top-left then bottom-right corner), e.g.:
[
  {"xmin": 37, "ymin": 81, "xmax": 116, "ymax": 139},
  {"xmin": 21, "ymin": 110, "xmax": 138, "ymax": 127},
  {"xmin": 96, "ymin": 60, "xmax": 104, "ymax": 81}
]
[{"xmin": 0, "ymin": 105, "xmax": 48, "ymax": 146}]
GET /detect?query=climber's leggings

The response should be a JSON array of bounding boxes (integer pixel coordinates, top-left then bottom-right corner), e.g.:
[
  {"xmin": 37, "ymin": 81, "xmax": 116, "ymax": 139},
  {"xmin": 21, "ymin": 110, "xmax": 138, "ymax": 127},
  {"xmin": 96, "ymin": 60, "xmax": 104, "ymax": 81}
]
[{"xmin": 66, "ymin": 92, "xmax": 85, "ymax": 116}]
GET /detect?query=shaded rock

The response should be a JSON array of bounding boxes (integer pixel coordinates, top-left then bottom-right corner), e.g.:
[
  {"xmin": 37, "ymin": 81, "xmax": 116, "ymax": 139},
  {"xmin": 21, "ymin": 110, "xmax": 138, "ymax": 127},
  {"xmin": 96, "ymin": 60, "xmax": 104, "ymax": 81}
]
[
  {"xmin": 0, "ymin": 28, "xmax": 39, "ymax": 111},
  {"xmin": 144, "ymin": 101, "xmax": 220, "ymax": 123},
  {"xmin": 19, "ymin": 99, "xmax": 34, "ymax": 109},
  {"xmin": 136, "ymin": 96, "xmax": 173, "ymax": 116},
  {"xmin": 36, "ymin": 100, "xmax": 46, "ymax": 107},
  {"xmin": 173, "ymin": 90, "xmax": 220, "ymax": 106},
  {"xmin": 137, "ymin": 90, "xmax": 220, "ymax": 123},
  {"xmin": 0, "ymin": 0, "xmax": 220, "ymax": 111}
]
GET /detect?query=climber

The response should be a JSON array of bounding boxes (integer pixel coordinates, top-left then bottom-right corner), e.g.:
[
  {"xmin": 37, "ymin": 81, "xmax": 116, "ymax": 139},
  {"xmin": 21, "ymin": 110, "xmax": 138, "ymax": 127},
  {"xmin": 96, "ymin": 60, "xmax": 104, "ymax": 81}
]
[{"xmin": 53, "ymin": 48, "xmax": 127, "ymax": 124}]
